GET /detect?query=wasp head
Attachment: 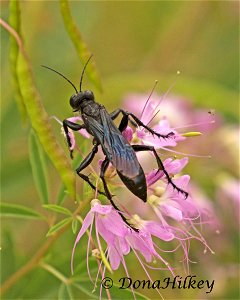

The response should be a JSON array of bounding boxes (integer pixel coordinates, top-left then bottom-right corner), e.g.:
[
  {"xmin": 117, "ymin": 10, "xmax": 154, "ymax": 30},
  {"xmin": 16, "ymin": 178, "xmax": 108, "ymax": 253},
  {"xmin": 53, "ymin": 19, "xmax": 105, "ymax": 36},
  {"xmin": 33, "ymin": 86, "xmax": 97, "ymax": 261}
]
[{"xmin": 70, "ymin": 90, "xmax": 95, "ymax": 112}]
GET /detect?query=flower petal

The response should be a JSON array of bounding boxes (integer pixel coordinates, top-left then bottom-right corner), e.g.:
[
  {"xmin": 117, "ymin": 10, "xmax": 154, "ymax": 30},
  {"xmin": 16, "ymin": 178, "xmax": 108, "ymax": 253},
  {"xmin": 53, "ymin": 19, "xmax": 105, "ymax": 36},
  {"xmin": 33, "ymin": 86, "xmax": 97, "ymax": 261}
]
[
  {"xmin": 144, "ymin": 221, "xmax": 175, "ymax": 241},
  {"xmin": 71, "ymin": 211, "xmax": 94, "ymax": 274},
  {"xmin": 160, "ymin": 203, "xmax": 183, "ymax": 221},
  {"xmin": 108, "ymin": 246, "xmax": 121, "ymax": 270}
]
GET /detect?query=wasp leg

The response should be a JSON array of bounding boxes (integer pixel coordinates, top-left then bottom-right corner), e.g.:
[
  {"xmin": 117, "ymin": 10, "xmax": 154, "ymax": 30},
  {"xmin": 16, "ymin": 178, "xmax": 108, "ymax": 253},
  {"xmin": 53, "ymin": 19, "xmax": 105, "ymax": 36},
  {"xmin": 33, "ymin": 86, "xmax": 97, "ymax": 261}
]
[
  {"xmin": 111, "ymin": 109, "xmax": 174, "ymax": 139},
  {"xmin": 63, "ymin": 119, "xmax": 86, "ymax": 158},
  {"xmin": 100, "ymin": 157, "xmax": 139, "ymax": 232},
  {"xmin": 132, "ymin": 145, "xmax": 188, "ymax": 199},
  {"xmin": 110, "ymin": 109, "xmax": 137, "ymax": 128},
  {"xmin": 75, "ymin": 144, "xmax": 106, "ymax": 196},
  {"xmin": 111, "ymin": 109, "xmax": 137, "ymax": 131}
]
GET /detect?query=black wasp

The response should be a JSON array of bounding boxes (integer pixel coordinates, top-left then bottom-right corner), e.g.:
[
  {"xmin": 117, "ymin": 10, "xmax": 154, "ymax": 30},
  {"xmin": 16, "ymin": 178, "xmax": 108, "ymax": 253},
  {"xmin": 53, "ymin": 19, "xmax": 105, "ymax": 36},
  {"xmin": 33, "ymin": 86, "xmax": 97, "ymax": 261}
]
[{"xmin": 42, "ymin": 56, "xmax": 188, "ymax": 231}]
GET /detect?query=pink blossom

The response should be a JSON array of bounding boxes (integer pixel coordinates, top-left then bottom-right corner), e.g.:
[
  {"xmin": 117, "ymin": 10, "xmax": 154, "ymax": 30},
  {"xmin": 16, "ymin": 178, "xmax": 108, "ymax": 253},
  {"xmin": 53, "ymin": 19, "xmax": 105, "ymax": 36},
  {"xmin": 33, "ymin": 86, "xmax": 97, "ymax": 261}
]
[
  {"xmin": 64, "ymin": 116, "xmax": 90, "ymax": 151},
  {"xmin": 146, "ymin": 157, "xmax": 188, "ymax": 186},
  {"xmin": 122, "ymin": 97, "xmax": 184, "ymax": 149},
  {"xmin": 123, "ymin": 93, "xmax": 219, "ymax": 132},
  {"xmin": 71, "ymin": 199, "xmax": 178, "ymax": 289},
  {"xmin": 136, "ymin": 118, "xmax": 185, "ymax": 148}
]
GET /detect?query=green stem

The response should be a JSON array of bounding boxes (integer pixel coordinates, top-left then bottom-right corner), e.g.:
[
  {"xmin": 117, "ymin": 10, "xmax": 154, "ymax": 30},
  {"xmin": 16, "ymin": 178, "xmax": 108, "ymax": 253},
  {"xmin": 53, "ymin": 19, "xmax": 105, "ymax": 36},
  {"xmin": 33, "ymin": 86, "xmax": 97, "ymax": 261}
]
[{"xmin": 0, "ymin": 200, "xmax": 88, "ymax": 296}]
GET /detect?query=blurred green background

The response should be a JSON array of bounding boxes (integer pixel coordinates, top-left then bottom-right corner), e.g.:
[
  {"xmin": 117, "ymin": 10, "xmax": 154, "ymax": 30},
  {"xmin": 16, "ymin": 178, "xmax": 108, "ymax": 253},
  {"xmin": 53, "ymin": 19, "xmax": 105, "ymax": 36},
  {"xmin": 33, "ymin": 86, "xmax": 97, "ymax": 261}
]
[{"xmin": 1, "ymin": 1, "xmax": 239, "ymax": 299}]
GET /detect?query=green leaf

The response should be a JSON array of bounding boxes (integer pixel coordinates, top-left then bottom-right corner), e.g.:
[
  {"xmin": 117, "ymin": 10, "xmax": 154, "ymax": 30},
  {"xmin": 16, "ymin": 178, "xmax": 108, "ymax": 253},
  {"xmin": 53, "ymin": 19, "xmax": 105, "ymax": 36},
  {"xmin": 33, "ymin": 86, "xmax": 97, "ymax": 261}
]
[
  {"xmin": 57, "ymin": 185, "xmax": 67, "ymax": 206},
  {"xmin": 72, "ymin": 282, "xmax": 100, "ymax": 299},
  {"xmin": 46, "ymin": 217, "xmax": 72, "ymax": 236},
  {"xmin": 1, "ymin": 230, "xmax": 16, "ymax": 282},
  {"xmin": 41, "ymin": 263, "xmax": 67, "ymax": 283},
  {"xmin": 58, "ymin": 283, "xmax": 74, "ymax": 300},
  {"xmin": 59, "ymin": 0, "xmax": 102, "ymax": 92},
  {"xmin": 17, "ymin": 50, "xmax": 75, "ymax": 199},
  {"xmin": 9, "ymin": 0, "xmax": 27, "ymax": 125},
  {"xmin": 71, "ymin": 218, "xmax": 78, "ymax": 234},
  {"xmin": 29, "ymin": 130, "xmax": 49, "ymax": 204},
  {"xmin": 1, "ymin": 15, "xmax": 76, "ymax": 199},
  {"xmin": 0, "ymin": 202, "xmax": 43, "ymax": 219},
  {"xmin": 66, "ymin": 285, "xmax": 74, "ymax": 300},
  {"xmin": 43, "ymin": 204, "xmax": 72, "ymax": 216}
]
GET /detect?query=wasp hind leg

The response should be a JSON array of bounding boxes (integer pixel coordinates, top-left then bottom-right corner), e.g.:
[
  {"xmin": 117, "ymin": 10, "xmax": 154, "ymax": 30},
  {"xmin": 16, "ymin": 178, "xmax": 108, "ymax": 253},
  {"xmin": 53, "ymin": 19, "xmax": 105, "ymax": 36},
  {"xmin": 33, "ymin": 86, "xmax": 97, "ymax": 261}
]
[
  {"xmin": 100, "ymin": 157, "xmax": 139, "ymax": 232},
  {"xmin": 132, "ymin": 144, "xmax": 188, "ymax": 199}
]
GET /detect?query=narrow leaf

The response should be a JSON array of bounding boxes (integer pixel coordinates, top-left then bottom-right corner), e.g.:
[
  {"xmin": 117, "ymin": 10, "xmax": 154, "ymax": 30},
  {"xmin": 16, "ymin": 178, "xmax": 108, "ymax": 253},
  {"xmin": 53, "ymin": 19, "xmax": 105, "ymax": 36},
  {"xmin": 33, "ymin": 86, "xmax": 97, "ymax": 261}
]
[
  {"xmin": 17, "ymin": 52, "xmax": 76, "ymax": 199},
  {"xmin": 59, "ymin": 0, "xmax": 102, "ymax": 92},
  {"xmin": 66, "ymin": 285, "xmax": 74, "ymax": 300},
  {"xmin": 9, "ymin": 0, "xmax": 27, "ymax": 124},
  {"xmin": 0, "ymin": 18, "xmax": 76, "ymax": 199},
  {"xmin": 71, "ymin": 218, "xmax": 78, "ymax": 234},
  {"xmin": 58, "ymin": 283, "xmax": 67, "ymax": 300},
  {"xmin": 58, "ymin": 283, "xmax": 74, "ymax": 300},
  {"xmin": 57, "ymin": 184, "xmax": 67, "ymax": 206},
  {"xmin": 43, "ymin": 204, "xmax": 72, "ymax": 216},
  {"xmin": 0, "ymin": 202, "xmax": 43, "ymax": 219},
  {"xmin": 46, "ymin": 217, "xmax": 72, "ymax": 236},
  {"xmin": 29, "ymin": 130, "xmax": 49, "ymax": 204},
  {"xmin": 41, "ymin": 263, "xmax": 67, "ymax": 283},
  {"xmin": 72, "ymin": 282, "xmax": 100, "ymax": 299}
]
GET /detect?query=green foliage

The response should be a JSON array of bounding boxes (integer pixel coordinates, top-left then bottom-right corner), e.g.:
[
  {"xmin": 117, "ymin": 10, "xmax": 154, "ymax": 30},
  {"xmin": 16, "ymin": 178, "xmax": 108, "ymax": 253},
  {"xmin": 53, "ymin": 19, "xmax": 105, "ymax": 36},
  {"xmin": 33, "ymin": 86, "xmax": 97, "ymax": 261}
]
[
  {"xmin": 29, "ymin": 130, "xmax": 49, "ymax": 204},
  {"xmin": 1, "ymin": 0, "xmax": 239, "ymax": 299},
  {"xmin": 71, "ymin": 218, "xmax": 79, "ymax": 234},
  {"xmin": 9, "ymin": 0, "xmax": 27, "ymax": 124},
  {"xmin": 16, "ymin": 49, "xmax": 76, "ymax": 198},
  {"xmin": 46, "ymin": 217, "xmax": 72, "ymax": 237},
  {"xmin": 43, "ymin": 204, "xmax": 72, "ymax": 216},
  {"xmin": 58, "ymin": 283, "xmax": 74, "ymax": 300},
  {"xmin": 0, "ymin": 202, "xmax": 43, "ymax": 219},
  {"xmin": 59, "ymin": 0, "xmax": 102, "ymax": 92}
]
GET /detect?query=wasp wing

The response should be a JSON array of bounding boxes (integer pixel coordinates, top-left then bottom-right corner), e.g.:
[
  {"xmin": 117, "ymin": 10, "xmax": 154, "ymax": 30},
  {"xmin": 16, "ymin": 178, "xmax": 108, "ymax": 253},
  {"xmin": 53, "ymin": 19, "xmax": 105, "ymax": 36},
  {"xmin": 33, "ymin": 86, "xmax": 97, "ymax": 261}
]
[
  {"xmin": 83, "ymin": 108, "xmax": 140, "ymax": 178},
  {"xmin": 84, "ymin": 108, "xmax": 146, "ymax": 201},
  {"xmin": 99, "ymin": 108, "xmax": 142, "ymax": 178}
]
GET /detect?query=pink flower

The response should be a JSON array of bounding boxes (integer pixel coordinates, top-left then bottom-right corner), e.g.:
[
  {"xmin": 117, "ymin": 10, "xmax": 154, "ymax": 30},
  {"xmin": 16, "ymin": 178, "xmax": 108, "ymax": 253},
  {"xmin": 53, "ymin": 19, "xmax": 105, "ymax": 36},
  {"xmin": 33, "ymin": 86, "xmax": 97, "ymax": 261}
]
[
  {"xmin": 123, "ymin": 93, "xmax": 219, "ymax": 132},
  {"xmin": 146, "ymin": 157, "xmax": 188, "ymax": 186},
  {"xmin": 71, "ymin": 199, "xmax": 127, "ymax": 273},
  {"xmin": 122, "ymin": 101, "xmax": 183, "ymax": 148},
  {"xmin": 148, "ymin": 175, "xmax": 198, "ymax": 223},
  {"xmin": 64, "ymin": 116, "xmax": 90, "ymax": 151},
  {"xmin": 135, "ymin": 118, "xmax": 185, "ymax": 148},
  {"xmin": 72, "ymin": 199, "xmax": 178, "ymax": 298},
  {"xmin": 68, "ymin": 90, "xmax": 216, "ymax": 298}
]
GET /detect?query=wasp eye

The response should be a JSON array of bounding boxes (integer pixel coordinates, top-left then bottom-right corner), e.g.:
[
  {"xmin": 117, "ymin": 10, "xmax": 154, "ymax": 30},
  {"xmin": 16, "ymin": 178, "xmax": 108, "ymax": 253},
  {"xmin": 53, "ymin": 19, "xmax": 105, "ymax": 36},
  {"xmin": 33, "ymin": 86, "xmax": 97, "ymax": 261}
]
[{"xmin": 70, "ymin": 94, "xmax": 79, "ymax": 109}]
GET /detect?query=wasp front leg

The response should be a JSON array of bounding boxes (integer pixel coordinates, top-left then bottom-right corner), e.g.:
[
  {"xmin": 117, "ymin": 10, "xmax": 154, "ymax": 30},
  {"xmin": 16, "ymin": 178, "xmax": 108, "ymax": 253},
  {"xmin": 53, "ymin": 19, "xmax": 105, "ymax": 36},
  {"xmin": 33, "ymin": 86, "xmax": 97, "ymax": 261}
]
[
  {"xmin": 75, "ymin": 143, "xmax": 106, "ymax": 196},
  {"xmin": 63, "ymin": 119, "xmax": 86, "ymax": 158}
]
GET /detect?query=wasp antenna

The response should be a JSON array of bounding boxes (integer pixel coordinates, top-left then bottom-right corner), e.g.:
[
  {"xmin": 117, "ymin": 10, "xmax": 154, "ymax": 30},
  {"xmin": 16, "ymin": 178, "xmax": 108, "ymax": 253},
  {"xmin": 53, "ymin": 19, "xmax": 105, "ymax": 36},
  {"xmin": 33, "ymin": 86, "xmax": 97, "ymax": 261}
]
[
  {"xmin": 41, "ymin": 65, "xmax": 78, "ymax": 94},
  {"xmin": 79, "ymin": 54, "xmax": 93, "ymax": 92}
]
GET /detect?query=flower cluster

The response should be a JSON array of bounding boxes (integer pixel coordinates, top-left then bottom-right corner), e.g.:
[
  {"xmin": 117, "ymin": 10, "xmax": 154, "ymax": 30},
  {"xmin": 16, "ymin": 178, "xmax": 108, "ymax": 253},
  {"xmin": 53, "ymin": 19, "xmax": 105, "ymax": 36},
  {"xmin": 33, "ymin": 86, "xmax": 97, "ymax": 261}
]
[{"xmin": 67, "ymin": 92, "xmax": 215, "ymax": 295}]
